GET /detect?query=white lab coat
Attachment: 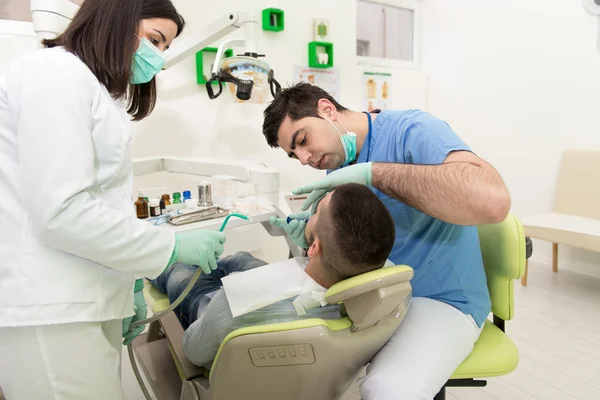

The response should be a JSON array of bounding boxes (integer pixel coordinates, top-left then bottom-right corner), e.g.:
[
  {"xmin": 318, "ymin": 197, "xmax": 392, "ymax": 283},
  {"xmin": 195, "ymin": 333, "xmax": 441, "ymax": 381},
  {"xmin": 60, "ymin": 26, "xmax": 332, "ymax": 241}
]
[{"xmin": 0, "ymin": 47, "xmax": 175, "ymax": 327}]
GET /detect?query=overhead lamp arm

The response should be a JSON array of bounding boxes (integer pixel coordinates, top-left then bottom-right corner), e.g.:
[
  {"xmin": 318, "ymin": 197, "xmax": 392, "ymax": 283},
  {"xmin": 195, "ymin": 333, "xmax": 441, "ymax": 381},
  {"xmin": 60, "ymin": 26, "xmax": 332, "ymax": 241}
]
[
  {"xmin": 29, "ymin": 1, "xmax": 280, "ymax": 100},
  {"xmin": 30, "ymin": 1, "xmax": 259, "ymax": 65}
]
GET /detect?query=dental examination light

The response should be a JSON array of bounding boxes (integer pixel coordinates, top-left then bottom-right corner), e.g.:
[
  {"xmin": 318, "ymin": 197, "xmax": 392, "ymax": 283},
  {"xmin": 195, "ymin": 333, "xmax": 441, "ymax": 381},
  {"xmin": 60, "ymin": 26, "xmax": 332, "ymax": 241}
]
[
  {"xmin": 583, "ymin": 0, "xmax": 600, "ymax": 52},
  {"xmin": 30, "ymin": 0, "xmax": 281, "ymax": 102},
  {"xmin": 164, "ymin": 10, "xmax": 281, "ymax": 102}
]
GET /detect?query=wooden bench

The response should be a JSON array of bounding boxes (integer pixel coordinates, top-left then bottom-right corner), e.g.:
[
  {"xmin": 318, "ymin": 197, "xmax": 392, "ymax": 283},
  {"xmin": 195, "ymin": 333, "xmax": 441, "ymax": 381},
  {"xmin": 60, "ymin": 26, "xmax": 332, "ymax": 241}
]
[{"xmin": 520, "ymin": 150, "xmax": 600, "ymax": 286}]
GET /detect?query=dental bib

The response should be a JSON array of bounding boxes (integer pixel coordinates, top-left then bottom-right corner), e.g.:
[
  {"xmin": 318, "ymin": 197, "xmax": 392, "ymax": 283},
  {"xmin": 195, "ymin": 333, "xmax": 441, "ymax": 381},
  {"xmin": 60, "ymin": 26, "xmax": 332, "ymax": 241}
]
[{"xmin": 221, "ymin": 257, "xmax": 328, "ymax": 318}]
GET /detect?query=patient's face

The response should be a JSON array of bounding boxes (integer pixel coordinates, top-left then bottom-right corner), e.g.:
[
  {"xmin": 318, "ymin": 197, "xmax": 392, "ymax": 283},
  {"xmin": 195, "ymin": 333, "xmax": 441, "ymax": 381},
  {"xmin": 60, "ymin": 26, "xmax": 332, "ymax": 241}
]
[{"xmin": 305, "ymin": 191, "xmax": 333, "ymax": 244}]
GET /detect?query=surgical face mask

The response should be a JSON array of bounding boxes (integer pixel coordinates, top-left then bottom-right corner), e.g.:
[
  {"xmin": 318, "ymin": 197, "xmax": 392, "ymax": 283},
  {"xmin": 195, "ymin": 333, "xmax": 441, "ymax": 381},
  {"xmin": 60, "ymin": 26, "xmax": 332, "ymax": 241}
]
[
  {"xmin": 131, "ymin": 36, "xmax": 166, "ymax": 84},
  {"xmin": 319, "ymin": 110, "xmax": 357, "ymax": 166}
]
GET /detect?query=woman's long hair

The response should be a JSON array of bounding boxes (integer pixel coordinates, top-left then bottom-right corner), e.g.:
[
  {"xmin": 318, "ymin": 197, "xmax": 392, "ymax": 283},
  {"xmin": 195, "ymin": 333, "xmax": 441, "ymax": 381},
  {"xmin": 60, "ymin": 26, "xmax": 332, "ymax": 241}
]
[{"xmin": 44, "ymin": 0, "xmax": 185, "ymax": 121}]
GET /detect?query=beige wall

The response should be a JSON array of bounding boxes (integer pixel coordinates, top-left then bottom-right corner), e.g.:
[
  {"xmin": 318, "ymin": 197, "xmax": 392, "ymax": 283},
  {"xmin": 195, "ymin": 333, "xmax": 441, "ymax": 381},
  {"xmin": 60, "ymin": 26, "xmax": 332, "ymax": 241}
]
[
  {"xmin": 0, "ymin": 0, "xmax": 84, "ymax": 21},
  {"xmin": 0, "ymin": 0, "xmax": 32, "ymax": 22}
]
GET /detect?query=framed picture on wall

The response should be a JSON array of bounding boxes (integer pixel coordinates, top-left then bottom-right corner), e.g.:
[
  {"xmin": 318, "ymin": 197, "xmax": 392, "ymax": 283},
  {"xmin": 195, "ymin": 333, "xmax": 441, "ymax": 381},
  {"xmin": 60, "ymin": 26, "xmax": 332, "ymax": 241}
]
[{"xmin": 362, "ymin": 71, "xmax": 392, "ymax": 111}]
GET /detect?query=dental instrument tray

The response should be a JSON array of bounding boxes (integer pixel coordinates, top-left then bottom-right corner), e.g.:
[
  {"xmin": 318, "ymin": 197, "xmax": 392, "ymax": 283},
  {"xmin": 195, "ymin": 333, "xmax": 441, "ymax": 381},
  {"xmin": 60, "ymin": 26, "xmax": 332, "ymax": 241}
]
[{"xmin": 168, "ymin": 206, "xmax": 230, "ymax": 226}]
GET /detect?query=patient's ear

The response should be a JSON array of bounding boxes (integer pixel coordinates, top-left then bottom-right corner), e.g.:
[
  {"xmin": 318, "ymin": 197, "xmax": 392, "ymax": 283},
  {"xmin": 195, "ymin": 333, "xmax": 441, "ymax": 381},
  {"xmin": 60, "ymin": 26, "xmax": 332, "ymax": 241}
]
[{"xmin": 307, "ymin": 238, "xmax": 322, "ymax": 258}]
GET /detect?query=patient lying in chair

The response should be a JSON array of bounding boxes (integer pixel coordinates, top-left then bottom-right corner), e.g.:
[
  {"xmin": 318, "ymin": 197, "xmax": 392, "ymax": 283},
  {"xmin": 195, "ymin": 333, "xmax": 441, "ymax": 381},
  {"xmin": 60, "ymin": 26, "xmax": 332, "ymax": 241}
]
[{"xmin": 151, "ymin": 183, "xmax": 395, "ymax": 369}]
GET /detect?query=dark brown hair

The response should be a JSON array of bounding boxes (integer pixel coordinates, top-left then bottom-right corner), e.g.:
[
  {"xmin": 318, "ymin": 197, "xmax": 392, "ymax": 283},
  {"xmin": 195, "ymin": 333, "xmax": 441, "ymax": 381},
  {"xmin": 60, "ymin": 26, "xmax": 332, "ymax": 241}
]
[
  {"xmin": 262, "ymin": 82, "xmax": 348, "ymax": 147},
  {"xmin": 43, "ymin": 0, "xmax": 185, "ymax": 121},
  {"xmin": 317, "ymin": 183, "xmax": 395, "ymax": 282}
]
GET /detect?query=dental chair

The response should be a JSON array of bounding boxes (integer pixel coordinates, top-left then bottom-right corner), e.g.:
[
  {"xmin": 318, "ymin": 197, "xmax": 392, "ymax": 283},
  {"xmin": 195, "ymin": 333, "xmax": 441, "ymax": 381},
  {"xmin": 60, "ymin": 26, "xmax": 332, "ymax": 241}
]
[
  {"xmin": 434, "ymin": 214, "xmax": 528, "ymax": 400},
  {"xmin": 133, "ymin": 264, "xmax": 414, "ymax": 400}
]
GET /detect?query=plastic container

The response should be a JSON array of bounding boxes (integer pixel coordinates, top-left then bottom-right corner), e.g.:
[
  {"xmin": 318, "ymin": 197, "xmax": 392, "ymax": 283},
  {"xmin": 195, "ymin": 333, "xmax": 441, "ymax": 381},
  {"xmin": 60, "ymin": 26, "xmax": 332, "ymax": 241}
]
[
  {"xmin": 172, "ymin": 192, "xmax": 182, "ymax": 204},
  {"xmin": 212, "ymin": 175, "xmax": 238, "ymax": 204},
  {"xmin": 232, "ymin": 199, "xmax": 259, "ymax": 214},
  {"xmin": 149, "ymin": 198, "xmax": 161, "ymax": 217},
  {"xmin": 164, "ymin": 203, "xmax": 187, "ymax": 213},
  {"xmin": 184, "ymin": 199, "xmax": 198, "ymax": 209}
]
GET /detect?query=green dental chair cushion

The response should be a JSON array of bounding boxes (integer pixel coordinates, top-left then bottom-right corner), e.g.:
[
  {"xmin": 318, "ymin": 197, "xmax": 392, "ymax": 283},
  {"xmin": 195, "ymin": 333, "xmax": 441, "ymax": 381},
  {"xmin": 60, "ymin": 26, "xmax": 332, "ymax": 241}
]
[
  {"xmin": 449, "ymin": 215, "xmax": 525, "ymax": 381},
  {"xmin": 326, "ymin": 265, "xmax": 413, "ymax": 298},
  {"xmin": 479, "ymin": 216, "xmax": 526, "ymax": 321},
  {"xmin": 451, "ymin": 320, "xmax": 519, "ymax": 379},
  {"xmin": 145, "ymin": 281, "xmax": 171, "ymax": 313}
]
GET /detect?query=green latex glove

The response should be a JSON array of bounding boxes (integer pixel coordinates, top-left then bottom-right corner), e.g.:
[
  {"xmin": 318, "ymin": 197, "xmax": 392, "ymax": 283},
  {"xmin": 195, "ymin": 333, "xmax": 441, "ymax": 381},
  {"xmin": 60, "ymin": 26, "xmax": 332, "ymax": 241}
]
[
  {"xmin": 293, "ymin": 162, "xmax": 373, "ymax": 211},
  {"xmin": 269, "ymin": 210, "xmax": 311, "ymax": 249},
  {"xmin": 171, "ymin": 230, "xmax": 227, "ymax": 274},
  {"xmin": 122, "ymin": 279, "xmax": 147, "ymax": 345}
]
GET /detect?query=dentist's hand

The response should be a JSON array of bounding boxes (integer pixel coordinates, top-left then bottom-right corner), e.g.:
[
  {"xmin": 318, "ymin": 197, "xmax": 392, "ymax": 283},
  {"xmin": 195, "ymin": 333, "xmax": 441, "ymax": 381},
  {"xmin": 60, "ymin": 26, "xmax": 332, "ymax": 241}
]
[
  {"xmin": 172, "ymin": 230, "xmax": 227, "ymax": 274},
  {"xmin": 293, "ymin": 163, "xmax": 373, "ymax": 212},
  {"xmin": 269, "ymin": 210, "xmax": 310, "ymax": 249},
  {"xmin": 122, "ymin": 279, "xmax": 147, "ymax": 345}
]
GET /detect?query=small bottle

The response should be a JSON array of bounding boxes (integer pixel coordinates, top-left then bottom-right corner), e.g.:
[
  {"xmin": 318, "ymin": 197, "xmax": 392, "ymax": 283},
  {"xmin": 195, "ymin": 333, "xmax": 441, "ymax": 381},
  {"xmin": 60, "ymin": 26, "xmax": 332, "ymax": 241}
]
[
  {"xmin": 172, "ymin": 192, "xmax": 182, "ymax": 204},
  {"xmin": 159, "ymin": 197, "xmax": 165, "ymax": 214},
  {"xmin": 149, "ymin": 198, "xmax": 161, "ymax": 217},
  {"xmin": 135, "ymin": 194, "xmax": 149, "ymax": 219},
  {"xmin": 183, "ymin": 190, "xmax": 192, "ymax": 201},
  {"xmin": 160, "ymin": 194, "xmax": 171, "ymax": 214}
]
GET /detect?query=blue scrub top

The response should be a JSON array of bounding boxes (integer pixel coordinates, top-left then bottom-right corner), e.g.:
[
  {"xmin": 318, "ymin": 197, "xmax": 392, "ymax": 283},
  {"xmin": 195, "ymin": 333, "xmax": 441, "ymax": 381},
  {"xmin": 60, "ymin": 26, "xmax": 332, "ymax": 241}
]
[{"xmin": 353, "ymin": 110, "xmax": 491, "ymax": 327}]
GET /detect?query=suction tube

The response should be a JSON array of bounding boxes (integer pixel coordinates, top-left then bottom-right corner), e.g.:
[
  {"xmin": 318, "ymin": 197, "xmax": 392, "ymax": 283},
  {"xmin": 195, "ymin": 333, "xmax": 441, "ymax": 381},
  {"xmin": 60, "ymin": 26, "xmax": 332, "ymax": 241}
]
[{"xmin": 128, "ymin": 213, "xmax": 251, "ymax": 400}]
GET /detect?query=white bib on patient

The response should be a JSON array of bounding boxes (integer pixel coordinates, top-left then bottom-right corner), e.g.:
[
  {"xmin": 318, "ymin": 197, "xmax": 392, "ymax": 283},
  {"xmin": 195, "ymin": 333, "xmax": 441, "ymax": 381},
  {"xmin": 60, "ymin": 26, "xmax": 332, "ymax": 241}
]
[{"xmin": 221, "ymin": 257, "xmax": 328, "ymax": 318}]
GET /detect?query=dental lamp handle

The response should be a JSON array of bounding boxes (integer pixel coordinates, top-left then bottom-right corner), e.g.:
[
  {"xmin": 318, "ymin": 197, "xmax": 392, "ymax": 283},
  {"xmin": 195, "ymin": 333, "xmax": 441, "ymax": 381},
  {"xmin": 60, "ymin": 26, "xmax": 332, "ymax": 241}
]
[{"xmin": 211, "ymin": 38, "xmax": 245, "ymax": 75}]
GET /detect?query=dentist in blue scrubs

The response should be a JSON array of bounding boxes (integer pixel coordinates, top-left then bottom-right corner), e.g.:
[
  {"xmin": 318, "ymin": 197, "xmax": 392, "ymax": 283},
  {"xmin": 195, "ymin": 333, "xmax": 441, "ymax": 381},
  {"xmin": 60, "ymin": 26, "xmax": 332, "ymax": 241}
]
[{"xmin": 264, "ymin": 83, "xmax": 511, "ymax": 400}]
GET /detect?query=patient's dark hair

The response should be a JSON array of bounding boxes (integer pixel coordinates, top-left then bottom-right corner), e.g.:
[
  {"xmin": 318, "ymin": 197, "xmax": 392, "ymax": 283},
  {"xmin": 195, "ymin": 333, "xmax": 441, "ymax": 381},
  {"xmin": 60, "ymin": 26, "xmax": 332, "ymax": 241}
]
[{"xmin": 316, "ymin": 184, "xmax": 395, "ymax": 282}]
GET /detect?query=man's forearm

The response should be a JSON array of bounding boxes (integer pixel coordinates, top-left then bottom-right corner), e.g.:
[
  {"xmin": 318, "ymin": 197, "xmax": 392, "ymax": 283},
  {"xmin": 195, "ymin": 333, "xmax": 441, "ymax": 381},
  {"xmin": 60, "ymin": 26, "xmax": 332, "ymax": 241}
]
[{"xmin": 371, "ymin": 161, "xmax": 510, "ymax": 226}]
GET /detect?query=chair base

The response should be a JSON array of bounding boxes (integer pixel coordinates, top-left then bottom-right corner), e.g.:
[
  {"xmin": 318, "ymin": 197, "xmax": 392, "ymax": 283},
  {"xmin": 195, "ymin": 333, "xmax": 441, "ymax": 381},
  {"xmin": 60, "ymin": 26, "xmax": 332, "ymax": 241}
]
[
  {"xmin": 434, "ymin": 379, "xmax": 488, "ymax": 400},
  {"xmin": 131, "ymin": 333, "xmax": 183, "ymax": 400}
]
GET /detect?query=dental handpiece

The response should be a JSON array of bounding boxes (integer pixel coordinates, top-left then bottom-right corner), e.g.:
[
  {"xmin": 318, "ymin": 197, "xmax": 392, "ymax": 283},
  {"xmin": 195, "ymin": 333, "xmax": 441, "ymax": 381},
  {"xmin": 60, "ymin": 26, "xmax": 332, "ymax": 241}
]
[{"xmin": 287, "ymin": 216, "xmax": 309, "ymax": 224}]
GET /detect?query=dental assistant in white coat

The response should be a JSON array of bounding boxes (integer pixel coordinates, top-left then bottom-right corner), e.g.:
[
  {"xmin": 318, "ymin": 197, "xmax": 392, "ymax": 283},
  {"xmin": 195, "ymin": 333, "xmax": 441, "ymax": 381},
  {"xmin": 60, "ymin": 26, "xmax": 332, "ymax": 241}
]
[{"xmin": 0, "ymin": 1, "xmax": 226, "ymax": 399}]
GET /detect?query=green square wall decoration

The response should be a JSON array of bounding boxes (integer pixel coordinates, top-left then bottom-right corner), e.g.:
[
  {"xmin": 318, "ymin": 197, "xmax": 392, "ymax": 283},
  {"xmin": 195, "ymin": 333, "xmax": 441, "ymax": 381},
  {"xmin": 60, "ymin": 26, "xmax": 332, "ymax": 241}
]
[
  {"xmin": 308, "ymin": 41, "xmax": 333, "ymax": 68},
  {"xmin": 195, "ymin": 47, "xmax": 234, "ymax": 84},
  {"xmin": 262, "ymin": 8, "xmax": 284, "ymax": 31}
]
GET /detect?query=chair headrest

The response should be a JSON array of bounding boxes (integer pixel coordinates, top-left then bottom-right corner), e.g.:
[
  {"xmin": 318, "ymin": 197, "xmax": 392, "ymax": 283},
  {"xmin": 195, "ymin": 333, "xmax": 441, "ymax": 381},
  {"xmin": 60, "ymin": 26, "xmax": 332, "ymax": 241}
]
[{"xmin": 325, "ymin": 265, "xmax": 414, "ymax": 304}]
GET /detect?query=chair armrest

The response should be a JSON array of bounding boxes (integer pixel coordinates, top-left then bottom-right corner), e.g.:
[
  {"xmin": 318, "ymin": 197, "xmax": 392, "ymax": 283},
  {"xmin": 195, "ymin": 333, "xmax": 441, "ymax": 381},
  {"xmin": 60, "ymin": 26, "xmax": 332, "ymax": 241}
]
[{"xmin": 160, "ymin": 312, "xmax": 206, "ymax": 380}]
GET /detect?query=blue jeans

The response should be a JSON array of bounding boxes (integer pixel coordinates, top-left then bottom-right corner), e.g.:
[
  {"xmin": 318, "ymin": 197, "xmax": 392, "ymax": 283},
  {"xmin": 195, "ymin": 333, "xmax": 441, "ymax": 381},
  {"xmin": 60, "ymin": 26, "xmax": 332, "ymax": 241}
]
[{"xmin": 151, "ymin": 252, "xmax": 267, "ymax": 330}]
